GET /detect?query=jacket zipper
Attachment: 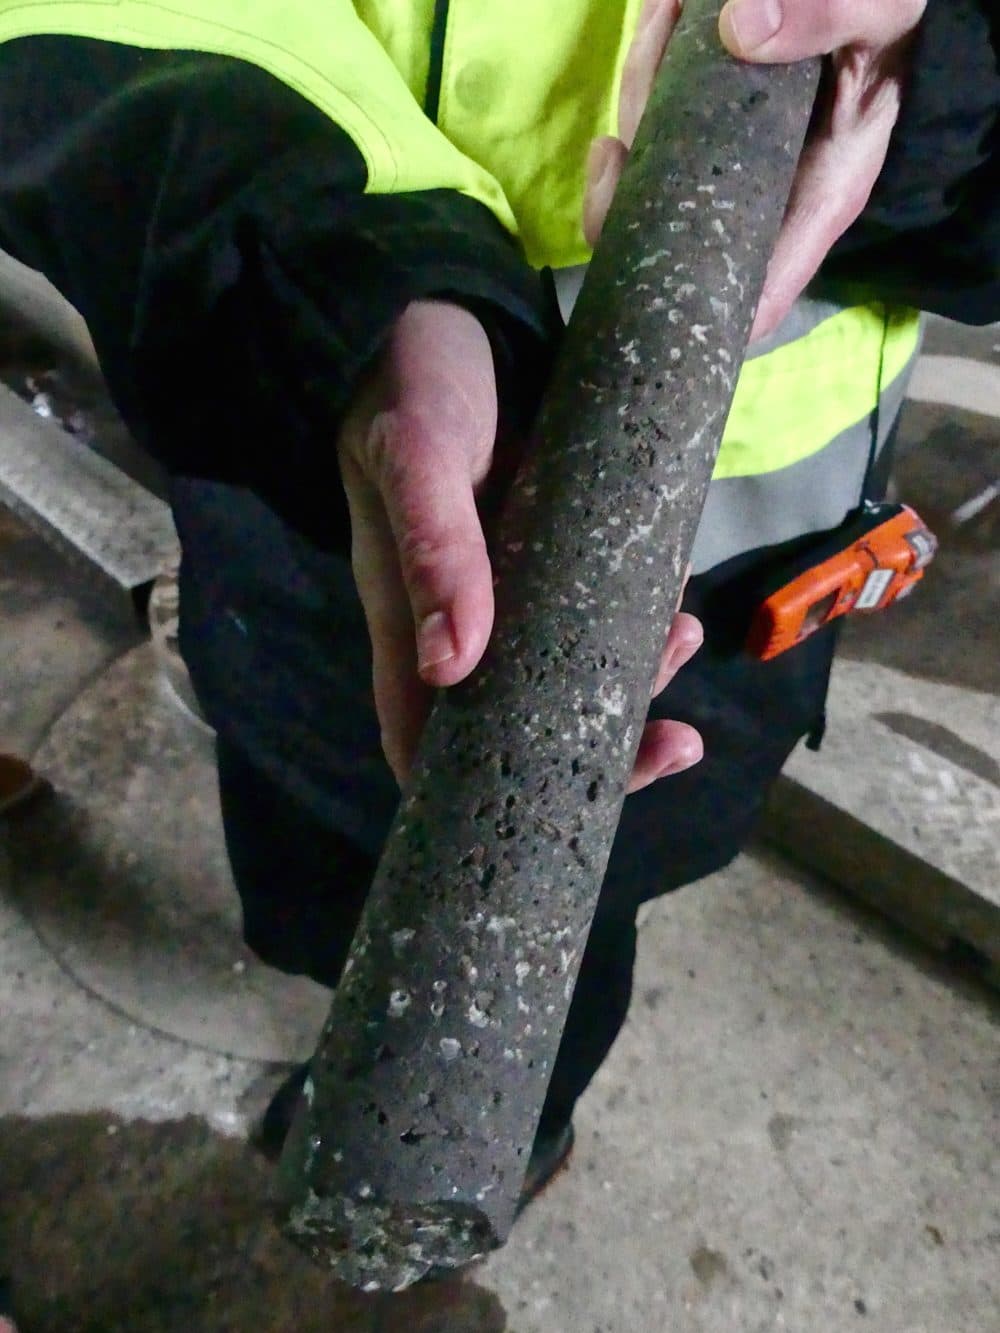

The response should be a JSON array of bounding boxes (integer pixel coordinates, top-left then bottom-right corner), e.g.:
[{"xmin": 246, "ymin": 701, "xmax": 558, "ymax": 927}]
[{"xmin": 424, "ymin": 0, "xmax": 450, "ymax": 121}]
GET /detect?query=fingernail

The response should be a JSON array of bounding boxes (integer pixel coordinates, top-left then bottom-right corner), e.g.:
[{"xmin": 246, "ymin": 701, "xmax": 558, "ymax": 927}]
[
  {"xmin": 722, "ymin": 0, "xmax": 782, "ymax": 53},
  {"xmin": 417, "ymin": 610, "xmax": 456, "ymax": 672}
]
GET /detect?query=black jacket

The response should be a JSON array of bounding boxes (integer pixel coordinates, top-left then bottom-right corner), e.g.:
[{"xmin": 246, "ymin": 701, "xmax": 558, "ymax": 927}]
[
  {"xmin": 826, "ymin": 0, "xmax": 1000, "ymax": 323},
  {"xmin": 0, "ymin": 0, "xmax": 996, "ymax": 537}
]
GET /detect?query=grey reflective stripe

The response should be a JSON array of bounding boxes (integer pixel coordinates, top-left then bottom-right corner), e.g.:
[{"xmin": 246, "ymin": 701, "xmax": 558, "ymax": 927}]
[
  {"xmin": 553, "ymin": 265, "xmax": 921, "ymax": 574},
  {"xmin": 689, "ymin": 352, "xmax": 916, "ymax": 573},
  {"xmin": 741, "ymin": 293, "xmax": 849, "ymax": 361}
]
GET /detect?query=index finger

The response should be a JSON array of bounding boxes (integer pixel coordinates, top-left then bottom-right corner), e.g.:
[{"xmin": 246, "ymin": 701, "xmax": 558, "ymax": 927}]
[{"xmin": 619, "ymin": 0, "xmax": 683, "ymax": 148}]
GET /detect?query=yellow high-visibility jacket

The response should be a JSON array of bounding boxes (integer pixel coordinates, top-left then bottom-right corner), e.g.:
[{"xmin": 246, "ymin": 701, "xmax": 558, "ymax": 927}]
[{"xmin": 0, "ymin": 0, "xmax": 921, "ymax": 569}]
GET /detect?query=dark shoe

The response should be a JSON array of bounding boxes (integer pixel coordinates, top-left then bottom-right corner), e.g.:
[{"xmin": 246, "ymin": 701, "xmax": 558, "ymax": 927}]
[
  {"xmin": 251, "ymin": 1062, "xmax": 310, "ymax": 1161},
  {"xmin": 517, "ymin": 1121, "xmax": 575, "ymax": 1213},
  {"xmin": 253, "ymin": 1063, "xmax": 574, "ymax": 1213},
  {"xmin": 0, "ymin": 755, "xmax": 49, "ymax": 817}
]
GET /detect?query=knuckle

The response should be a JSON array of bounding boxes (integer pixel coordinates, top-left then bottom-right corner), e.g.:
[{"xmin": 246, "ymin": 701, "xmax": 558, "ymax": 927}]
[
  {"xmin": 368, "ymin": 408, "xmax": 426, "ymax": 477},
  {"xmin": 373, "ymin": 404, "xmax": 491, "ymax": 487},
  {"xmin": 395, "ymin": 526, "xmax": 444, "ymax": 575},
  {"xmin": 396, "ymin": 524, "xmax": 485, "ymax": 584},
  {"xmin": 370, "ymin": 418, "xmax": 439, "ymax": 503}
]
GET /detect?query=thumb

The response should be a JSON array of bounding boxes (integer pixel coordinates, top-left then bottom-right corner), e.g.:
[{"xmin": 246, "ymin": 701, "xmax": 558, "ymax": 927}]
[
  {"xmin": 369, "ymin": 302, "xmax": 499, "ymax": 687},
  {"xmin": 339, "ymin": 302, "xmax": 499, "ymax": 779}
]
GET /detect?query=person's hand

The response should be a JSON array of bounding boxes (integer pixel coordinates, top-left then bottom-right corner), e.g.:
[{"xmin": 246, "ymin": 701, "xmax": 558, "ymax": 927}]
[
  {"xmin": 337, "ymin": 299, "xmax": 704, "ymax": 790},
  {"xmin": 584, "ymin": 0, "xmax": 927, "ymax": 339}
]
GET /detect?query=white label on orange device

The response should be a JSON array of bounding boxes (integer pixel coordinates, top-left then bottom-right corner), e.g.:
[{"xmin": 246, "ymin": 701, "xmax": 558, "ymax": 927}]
[{"xmin": 855, "ymin": 568, "xmax": 895, "ymax": 611}]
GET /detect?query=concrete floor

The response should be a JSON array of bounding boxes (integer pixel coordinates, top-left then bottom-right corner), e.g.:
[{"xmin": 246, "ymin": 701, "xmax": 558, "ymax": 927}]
[{"xmin": 1, "ymin": 310, "xmax": 998, "ymax": 1329}]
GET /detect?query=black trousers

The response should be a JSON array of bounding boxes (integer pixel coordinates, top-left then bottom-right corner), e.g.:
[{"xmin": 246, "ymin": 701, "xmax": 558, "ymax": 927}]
[
  {"xmin": 174, "ymin": 477, "xmax": 838, "ymax": 1136},
  {"xmin": 0, "ymin": 35, "xmax": 840, "ymax": 1134}
]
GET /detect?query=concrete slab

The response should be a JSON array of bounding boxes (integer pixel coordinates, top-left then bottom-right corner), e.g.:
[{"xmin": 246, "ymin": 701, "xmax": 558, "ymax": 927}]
[
  {"xmin": 766, "ymin": 661, "xmax": 1000, "ymax": 987},
  {"xmin": 0, "ymin": 849, "xmax": 261, "ymax": 1133},
  {"xmin": 5, "ymin": 643, "xmax": 330, "ymax": 1063},
  {"xmin": 921, "ymin": 314, "xmax": 1000, "ymax": 368},
  {"xmin": 484, "ymin": 852, "xmax": 1000, "ymax": 1333},
  {"xmin": 0, "ymin": 383, "xmax": 178, "ymax": 588},
  {"xmin": 3, "ymin": 841, "xmax": 997, "ymax": 1331},
  {"xmin": 800, "ymin": 314, "xmax": 1000, "ymax": 975},
  {"xmin": 0, "ymin": 251, "xmax": 96, "ymax": 369},
  {"xmin": 909, "ymin": 355, "xmax": 1000, "ymax": 418},
  {"xmin": 0, "ymin": 507, "xmax": 139, "ymax": 755},
  {"xmin": 0, "ymin": 253, "xmax": 168, "ymax": 498}
]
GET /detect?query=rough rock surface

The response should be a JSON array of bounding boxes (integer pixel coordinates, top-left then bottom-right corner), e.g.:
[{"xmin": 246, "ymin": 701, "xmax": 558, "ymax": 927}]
[{"xmin": 277, "ymin": 0, "xmax": 820, "ymax": 1288}]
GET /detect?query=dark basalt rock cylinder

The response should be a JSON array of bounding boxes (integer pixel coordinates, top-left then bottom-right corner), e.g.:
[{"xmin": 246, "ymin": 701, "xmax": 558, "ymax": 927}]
[{"xmin": 276, "ymin": 0, "xmax": 820, "ymax": 1291}]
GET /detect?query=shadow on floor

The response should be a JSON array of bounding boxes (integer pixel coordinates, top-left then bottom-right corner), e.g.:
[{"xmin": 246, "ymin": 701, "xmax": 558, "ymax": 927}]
[{"xmin": 0, "ymin": 1116, "xmax": 509, "ymax": 1333}]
